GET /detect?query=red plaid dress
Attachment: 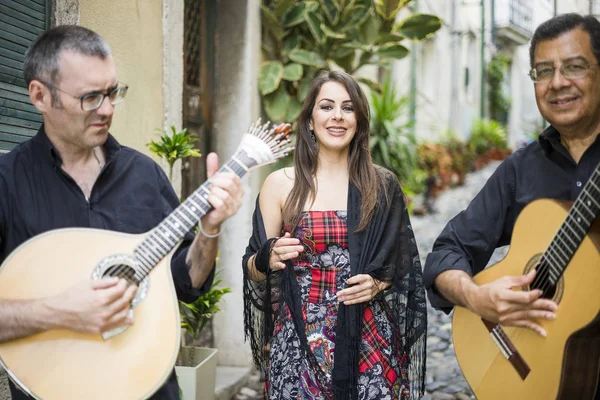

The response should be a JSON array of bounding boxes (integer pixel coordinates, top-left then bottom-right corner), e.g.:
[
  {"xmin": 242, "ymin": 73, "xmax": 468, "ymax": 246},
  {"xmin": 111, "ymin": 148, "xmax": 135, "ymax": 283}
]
[{"xmin": 268, "ymin": 211, "xmax": 409, "ymax": 399}]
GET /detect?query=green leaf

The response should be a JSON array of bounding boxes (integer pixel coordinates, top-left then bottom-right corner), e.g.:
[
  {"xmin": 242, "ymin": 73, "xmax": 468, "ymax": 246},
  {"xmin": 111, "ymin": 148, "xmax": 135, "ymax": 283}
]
[
  {"xmin": 297, "ymin": 79, "xmax": 312, "ymax": 102},
  {"xmin": 329, "ymin": 46, "xmax": 354, "ymax": 60},
  {"xmin": 304, "ymin": 11, "xmax": 325, "ymax": 44},
  {"xmin": 321, "ymin": 24, "xmax": 346, "ymax": 39},
  {"xmin": 264, "ymin": 86, "xmax": 291, "ymax": 121},
  {"xmin": 377, "ymin": 32, "xmax": 405, "ymax": 44},
  {"xmin": 358, "ymin": 10, "xmax": 380, "ymax": 44},
  {"xmin": 341, "ymin": 41, "xmax": 371, "ymax": 51},
  {"xmin": 274, "ymin": 0, "xmax": 295, "ymax": 18},
  {"xmin": 282, "ymin": 63, "xmax": 304, "ymax": 81},
  {"xmin": 342, "ymin": 5, "xmax": 371, "ymax": 29},
  {"xmin": 289, "ymin": 48, "xmax": 326, "ymax": 68},
  {"xmin": 258, "ymin": 61, "xmax": 284, "ymax": 95},
  {"xmin": 283, "ymin": 35, "xmax": 301, "ymax": 53},
  {"xmin": 357, "ymin": 77, "xmax": 381, "ymax": 93},
  {"xmin": 261, "ymin": 5, "xmax": 283, "ymax": 39},
  {"xmin": 374, "ymin": 0, "xmax": 410, "ymax": 21},
  {"xmin": 320, "ymin": 0, "xmax": 340, "ymax": 25},
  {"xmin": 375, "ymin": 43, "xmax": 409, "ymax": 59},
  {"xmin": 286, "ymin": 97, "xmax": 302, "ymax": 121},
  {"xmin": 395, "ymin": 13, "xmax": 442, "ymax": 40},
  {"xmin": 305, "ymin": 1, "xmax": 320, "ymax": 12},
  {"xmin": 282, "ymin": 3, "xmax": 306, "ymax": 27}
]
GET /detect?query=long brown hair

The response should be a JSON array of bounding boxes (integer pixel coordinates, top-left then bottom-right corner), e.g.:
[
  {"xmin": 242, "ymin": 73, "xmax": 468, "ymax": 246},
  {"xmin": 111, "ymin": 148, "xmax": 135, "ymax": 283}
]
[{"xmin": 282, "ymin": 70, "xmax": 384, "ymax": 231}]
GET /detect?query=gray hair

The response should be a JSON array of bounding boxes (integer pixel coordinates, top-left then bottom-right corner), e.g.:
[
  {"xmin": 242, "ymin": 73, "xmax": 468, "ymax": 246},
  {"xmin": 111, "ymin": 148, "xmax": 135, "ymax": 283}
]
[{"xmin": 24, "ymin": 25, "xmax": 112, "ymax": 86}]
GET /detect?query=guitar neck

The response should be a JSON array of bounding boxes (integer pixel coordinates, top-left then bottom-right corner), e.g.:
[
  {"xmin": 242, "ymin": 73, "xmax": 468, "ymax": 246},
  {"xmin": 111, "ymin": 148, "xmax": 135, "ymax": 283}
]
[
  {"xmin": 541, "ymin": 163, "xmax": 600, "ymax": 284},
  {"xmin": 132, "ymin": 154, "xmax": 249, "ymax": 280}
]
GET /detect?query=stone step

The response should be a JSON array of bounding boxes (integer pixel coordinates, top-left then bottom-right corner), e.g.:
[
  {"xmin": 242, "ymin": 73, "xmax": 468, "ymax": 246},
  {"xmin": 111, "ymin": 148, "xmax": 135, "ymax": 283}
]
[{"xmin": 215, "ymin": 365, "xmax": 253, "ymax": 400}]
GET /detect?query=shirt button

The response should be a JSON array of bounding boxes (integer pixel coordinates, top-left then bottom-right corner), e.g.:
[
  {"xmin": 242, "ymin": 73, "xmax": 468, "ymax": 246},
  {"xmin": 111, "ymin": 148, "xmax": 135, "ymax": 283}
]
[{"xmin": 576, "ymin": 181, "xmax": 582, "ymax": 187}]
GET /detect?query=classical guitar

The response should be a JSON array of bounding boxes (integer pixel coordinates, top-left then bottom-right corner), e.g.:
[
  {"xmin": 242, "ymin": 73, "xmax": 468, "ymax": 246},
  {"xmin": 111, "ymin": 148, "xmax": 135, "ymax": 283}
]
[
  {"xmin": 0, "ymin": 120, "xmax": 293, "ymax": 400},
  {"xmin": 452, "ymin": 162, "xmax": 600, "ymax": 399}
]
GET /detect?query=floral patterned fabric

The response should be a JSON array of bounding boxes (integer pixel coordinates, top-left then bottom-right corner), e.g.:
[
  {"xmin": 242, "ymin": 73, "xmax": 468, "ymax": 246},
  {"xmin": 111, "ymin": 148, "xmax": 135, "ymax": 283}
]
[{"xmin": 267, "ymin": 210, "xmax": 409, "ymax": 399}]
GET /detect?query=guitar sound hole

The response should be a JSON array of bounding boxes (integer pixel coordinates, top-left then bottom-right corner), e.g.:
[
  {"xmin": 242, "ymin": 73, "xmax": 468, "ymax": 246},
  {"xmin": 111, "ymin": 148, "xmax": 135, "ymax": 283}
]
[
  {"xmin": 103, "ymin": 264, "xmax": 138, "ymax": 286},
  {"xmin": 526, "ymin": 257, "xmax": 564, "ymax": 303}
]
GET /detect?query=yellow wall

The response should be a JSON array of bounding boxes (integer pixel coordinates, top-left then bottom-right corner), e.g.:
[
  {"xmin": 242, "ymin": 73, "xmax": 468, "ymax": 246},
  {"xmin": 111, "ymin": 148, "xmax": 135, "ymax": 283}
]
[{"xmin": 80, "ymin": 0, "xmax": 164, "ymax": 154}]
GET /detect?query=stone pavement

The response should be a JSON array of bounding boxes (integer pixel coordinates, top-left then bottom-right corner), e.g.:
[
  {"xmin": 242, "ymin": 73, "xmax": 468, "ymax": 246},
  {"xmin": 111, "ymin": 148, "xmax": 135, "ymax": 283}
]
[{"xmin": 233, "ymin": 161, "xmax": 505, "ymax": 400}]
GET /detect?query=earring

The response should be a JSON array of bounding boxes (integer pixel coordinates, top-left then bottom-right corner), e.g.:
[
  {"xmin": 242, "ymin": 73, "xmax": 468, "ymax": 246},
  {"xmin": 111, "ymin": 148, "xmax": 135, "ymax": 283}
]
[{"xmin": 310, "ymin": 130, "xmax": 317, "ymax": 144}]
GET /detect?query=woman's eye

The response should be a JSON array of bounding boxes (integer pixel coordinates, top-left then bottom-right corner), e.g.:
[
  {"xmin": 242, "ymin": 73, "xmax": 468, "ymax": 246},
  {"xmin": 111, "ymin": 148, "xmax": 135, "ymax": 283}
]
[
  {"xmin": 320, "ymin": 105, "xmax": 332, "ymax": 110},
  {"xmin": 343, "ymin": 106, "xmax": 354, "ymax": 112}
]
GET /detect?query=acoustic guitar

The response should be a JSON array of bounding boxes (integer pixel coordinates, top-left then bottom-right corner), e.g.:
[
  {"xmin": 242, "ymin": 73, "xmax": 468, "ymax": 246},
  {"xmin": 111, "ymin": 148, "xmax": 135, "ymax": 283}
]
[
  {"xmin": 0, "ymin": 120, "xmax": 293, "ymax": 400},
  {"xmin": 452, "ymin": 161, "xmax": 600, "ymax": 399}
]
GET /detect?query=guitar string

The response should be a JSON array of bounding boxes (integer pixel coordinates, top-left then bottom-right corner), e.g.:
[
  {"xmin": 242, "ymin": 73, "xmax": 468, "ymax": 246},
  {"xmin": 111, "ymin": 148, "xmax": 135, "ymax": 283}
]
[{"xmin": 533, "ymin": 179, "xmax": 600, "ymax": 295}]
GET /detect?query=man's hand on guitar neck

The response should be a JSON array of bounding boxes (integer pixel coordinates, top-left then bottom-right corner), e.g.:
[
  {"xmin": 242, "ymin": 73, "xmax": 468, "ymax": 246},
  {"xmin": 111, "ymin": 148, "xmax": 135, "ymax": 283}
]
[{"xmin": 436, "ymin": 269, "xmax": 558, "ymax": 337}]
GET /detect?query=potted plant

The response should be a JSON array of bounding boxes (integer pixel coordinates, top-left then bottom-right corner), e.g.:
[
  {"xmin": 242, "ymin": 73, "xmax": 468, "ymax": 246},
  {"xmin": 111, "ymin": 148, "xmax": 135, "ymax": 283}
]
[
  {"xmin": 176, "ymin": 277, "xmax": 231, "ymax": 400},
  {"xmin": 146, "ymin": 125, "xmax": 201, "ymax": 182}
]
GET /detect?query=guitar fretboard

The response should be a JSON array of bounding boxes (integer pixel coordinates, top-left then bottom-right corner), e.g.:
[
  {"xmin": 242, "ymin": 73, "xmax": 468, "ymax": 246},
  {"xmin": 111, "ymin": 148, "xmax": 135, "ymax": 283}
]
[
  {"xmin": 132, "ymin": 151, "xmax": 253, "ymax": 281},
  {"xmin": 540, "ymin": 164, "xmax": 600, "ymax": 285}
]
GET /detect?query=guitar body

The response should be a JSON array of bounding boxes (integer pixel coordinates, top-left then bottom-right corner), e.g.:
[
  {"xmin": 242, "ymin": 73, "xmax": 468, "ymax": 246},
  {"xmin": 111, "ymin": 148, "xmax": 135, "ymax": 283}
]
[
  {"xmin": 453, "ymin": 199, "xmax": 600, "ymax": 400},
  {"xmin": 0, "ymin": 228, "xmax": 180, "ymax": 400}
]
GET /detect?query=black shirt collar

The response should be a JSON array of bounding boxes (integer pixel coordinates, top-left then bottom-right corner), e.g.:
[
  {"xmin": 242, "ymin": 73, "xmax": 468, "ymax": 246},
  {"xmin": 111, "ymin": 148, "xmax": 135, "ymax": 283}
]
[{"xmin": 31, "ymin": 124, "xmax": 122, "ymax": 168}]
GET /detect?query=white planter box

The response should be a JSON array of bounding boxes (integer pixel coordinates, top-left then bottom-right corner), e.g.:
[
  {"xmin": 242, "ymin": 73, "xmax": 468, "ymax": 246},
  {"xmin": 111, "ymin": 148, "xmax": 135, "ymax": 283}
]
[{"xmin": 176, "ymin": 347, "xmax": 218, "ymax": 400}]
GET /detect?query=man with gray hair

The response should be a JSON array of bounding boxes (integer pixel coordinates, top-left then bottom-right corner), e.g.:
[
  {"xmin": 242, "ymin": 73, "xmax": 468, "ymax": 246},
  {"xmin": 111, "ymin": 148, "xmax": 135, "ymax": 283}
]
[{"xmin": 0, "ymin": 25, "xmax": 243, "ymax": 399}]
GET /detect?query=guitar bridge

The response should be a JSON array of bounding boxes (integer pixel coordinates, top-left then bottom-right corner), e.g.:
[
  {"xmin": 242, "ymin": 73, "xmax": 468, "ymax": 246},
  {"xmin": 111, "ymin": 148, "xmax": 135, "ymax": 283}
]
[{"xmin": 482, "ymin": 319, "xmax": 531, "ymax": 380}]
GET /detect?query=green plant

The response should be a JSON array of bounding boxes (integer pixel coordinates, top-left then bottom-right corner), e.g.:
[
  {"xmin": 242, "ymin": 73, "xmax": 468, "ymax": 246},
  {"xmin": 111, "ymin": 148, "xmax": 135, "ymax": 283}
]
[
  {"xmin": 179, "ymin": 277, "xmax": 231, "ymax": 367},
  {"xmin": 468, "ymin": 119, "xmax": 508, "ymax": 157},
  {"xmin": 259, "ymin": 0, "xmax": 442, "ymax": 123},
  {"xmin": 147, "ymin": 125, "xmax": 201, "ymax": 182},
  {"xmin": 370, "ymin": 75, "xmax": 417, "ymax": 185},
  {"xmin": 487, "ymin": 55, "xmax": 511, "ymax": 123}
]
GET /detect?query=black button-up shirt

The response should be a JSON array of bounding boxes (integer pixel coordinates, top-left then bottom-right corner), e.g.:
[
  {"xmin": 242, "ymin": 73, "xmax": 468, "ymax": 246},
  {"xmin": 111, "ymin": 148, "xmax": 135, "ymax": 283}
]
[
  {"xmin": 423, "ymin": 126, "xmax": 600, "ymax": 312},
  {"xmin": 0, "ymin": 126, "xmax": 213, "ymax": 400}
]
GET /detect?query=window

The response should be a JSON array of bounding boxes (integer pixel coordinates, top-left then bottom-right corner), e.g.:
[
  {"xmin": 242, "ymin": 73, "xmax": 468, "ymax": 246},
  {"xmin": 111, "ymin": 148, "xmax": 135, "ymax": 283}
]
[{"xmin": 0, "ymin": 1, "xmax": 51, "ymax": 152}]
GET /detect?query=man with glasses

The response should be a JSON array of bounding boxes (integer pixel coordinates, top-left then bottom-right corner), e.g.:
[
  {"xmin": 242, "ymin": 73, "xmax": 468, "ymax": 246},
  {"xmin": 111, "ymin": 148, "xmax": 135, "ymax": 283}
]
[
  {"xmin": 424, "ymin": 13, "xmax": 600, "ymax": 341},
  {"xmin": 0, "ymin": 26, "xmax": 243, "ymax": 399}
]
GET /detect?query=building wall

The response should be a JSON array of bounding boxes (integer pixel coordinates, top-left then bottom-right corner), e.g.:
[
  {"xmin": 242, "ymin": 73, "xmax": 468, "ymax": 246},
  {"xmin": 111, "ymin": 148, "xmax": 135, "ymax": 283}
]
[
  {"xmin": 80, "ymin": 0, "xmax": 165, "ymax": 160},
  {"xmin": 394, "ymin": 0, "xmax": 592, "ymax": 147},
  {"xmin": 211, "ymin": 0, "xmax": 261, "ymax": 368}
]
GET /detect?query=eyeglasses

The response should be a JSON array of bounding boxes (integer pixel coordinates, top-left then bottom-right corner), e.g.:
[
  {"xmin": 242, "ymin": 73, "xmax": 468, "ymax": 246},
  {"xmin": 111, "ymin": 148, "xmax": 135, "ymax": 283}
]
[
  {"xmin": 41, "ymin": 80, "xmax": 129, "ymax": 111},
  {"xmin": 528, "ymin": 60, "xmax": 598, "ymax": 83}
]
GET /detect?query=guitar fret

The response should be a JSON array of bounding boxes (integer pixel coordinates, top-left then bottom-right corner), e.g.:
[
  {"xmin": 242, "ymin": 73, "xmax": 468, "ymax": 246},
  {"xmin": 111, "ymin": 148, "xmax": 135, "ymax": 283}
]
[
  {"xmin": 548, "ymin": 241, "xmax": 569, "ymax": 266},
  {"xmin": 230, "ymin": 156, "xmax": 249, "ymax": 173},
  {"xmin": 177, "ymin": 209, "xmax": 196, "ymax": 230},
  {"xmin": 134, "ymin": 249, "xmax": 154, "ymax": 268},
  {"xmin": 182, "ymin": 201, "xmax": 201, "ymax": 219},
  {"xmin": 192, "ymin": 191, "xmax": 211, "ymax": 208},
  {"xmin": 578, "ymin": 197, "xmax": 596, "ymax": 218},
  {"xmin": 558, "ymin": 228, "xmax": 578, "ymax": 250},
  {"xmin": 588, "ymin": 178, "xmax": 600, "ymax": 193},
  {"xmin": 564, "ymin": 216, "xmax": 585, "ymax": 238},
  {"xmin": 553, "ymin": 233, "xmax": 573, "ymax": 257},
  {"xmin": 542, "ymin": 252, "xmax": 561, "ymax": 281},
  {"xmin": 138, "ymin": 244, "xmax": 159, "ymax": 264},
  {"xmin": 572, "ymin": 207, "xmax": 592, "ymax": 226},
  {"xmin": 141, "ymin": 240, "xmax": 163, "ymax": 259},
  {"xmin": 149, "ymin": 232, "xmax": 171, "ymax": 253},
  {"xmin": 222, "ymin": 164, "xmax": 236, "ymax": 174},
  {"xmin": 586, "ymin": 193, "xmax": 600, "ymax": 208},
  {"xmin": 177, "ymin": 206, "xmax": 197, "ymax": 226},
  {"xmin": 163, "ymin": 218, "xmax": 186, "ymax": 237}
]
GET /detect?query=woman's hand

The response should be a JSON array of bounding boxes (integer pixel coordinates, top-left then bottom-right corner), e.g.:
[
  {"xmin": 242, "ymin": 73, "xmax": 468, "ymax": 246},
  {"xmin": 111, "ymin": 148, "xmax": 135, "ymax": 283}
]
[
  {"xmin": 269, "ymin": 232, "xmax": 304, "ymax": 271},
  {"xmin": 337, "ymin": 274, "xmax": 391, "ymax": 305}
]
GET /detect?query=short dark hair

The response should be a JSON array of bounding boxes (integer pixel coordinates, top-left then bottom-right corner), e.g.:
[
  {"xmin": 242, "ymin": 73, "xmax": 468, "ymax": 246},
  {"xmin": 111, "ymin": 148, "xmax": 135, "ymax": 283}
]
[
  {"xmin": 23, "ymin": 25, "xmax": 111, "ymax": 86},
  {"xmin": 529, "ymin": 13, "xmax": 600, "ymax": 67}
]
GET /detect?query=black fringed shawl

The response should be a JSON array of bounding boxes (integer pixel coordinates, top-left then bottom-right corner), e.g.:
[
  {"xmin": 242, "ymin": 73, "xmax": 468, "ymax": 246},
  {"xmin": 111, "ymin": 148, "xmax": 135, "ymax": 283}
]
[{"xmin": 242, "ymin": 171, "xmax": 427, "ymax": 399}]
